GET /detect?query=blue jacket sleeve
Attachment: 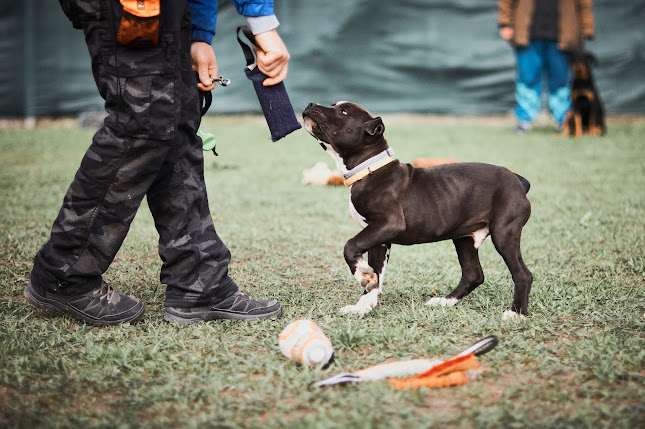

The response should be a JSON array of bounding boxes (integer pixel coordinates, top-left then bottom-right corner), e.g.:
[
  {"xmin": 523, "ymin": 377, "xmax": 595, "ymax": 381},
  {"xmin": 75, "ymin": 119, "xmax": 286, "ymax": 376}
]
[
  {"xmin": 189, "ymin": 0, "xmax": 275, "ymax": 44},
  {"xmin": 231, "ymin": 0, "xmax": 274, "ymax": 17},
  {"xmin": 189, "ymin": 0, "xmax": 218, "ymax": 44}
]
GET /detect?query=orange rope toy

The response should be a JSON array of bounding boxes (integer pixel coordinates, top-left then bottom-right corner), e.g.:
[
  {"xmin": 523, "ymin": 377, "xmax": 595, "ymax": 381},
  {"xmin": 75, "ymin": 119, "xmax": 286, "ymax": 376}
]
[{"xmin": 389, "ymin": 353, "xmax": 481, "ymax": 390}]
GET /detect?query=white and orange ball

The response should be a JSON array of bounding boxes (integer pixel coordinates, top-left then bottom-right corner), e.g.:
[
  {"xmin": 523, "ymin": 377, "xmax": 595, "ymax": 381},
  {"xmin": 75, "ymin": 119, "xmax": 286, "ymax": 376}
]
[{"xmin": 279, "ymin": 319, "xmax": 334, "ymax": 367}]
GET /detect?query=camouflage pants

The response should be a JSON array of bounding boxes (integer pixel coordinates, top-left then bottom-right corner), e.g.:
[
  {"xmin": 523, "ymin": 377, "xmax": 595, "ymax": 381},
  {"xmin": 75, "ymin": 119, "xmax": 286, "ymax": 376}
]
[{"xmin": 32, "ymin": 0, "xmax": 238, "ymax": 307}]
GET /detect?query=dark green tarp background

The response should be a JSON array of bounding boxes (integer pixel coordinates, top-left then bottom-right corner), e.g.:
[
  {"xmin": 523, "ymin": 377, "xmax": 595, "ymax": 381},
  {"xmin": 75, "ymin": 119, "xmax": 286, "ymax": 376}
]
[{"xmin": 2, "ymin": 0, "xmax": 644, "ymax": 117}]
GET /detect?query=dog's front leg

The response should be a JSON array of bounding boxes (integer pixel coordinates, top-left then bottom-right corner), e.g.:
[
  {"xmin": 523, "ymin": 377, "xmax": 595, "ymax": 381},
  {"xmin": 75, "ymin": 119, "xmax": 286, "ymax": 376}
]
[
  {"xmin": 561, "ymin": 111, "xmax": 573, "ymax": 136},
  {"xmin": 574, "ymin": 113, "xmax": 583, "ymax": 137},
  {"xmin": 339, "ymin": 244, "xmax": 391, "ymax": 316},
  {"xmin": 366, "ymin": 244, "xmax": 391, "ymax": 292},
  {"xmin": 339, "ymin": 288, "xmax": 381, "ymax": 316},
  {"xmin": 340, "ymin": 222, "xmax": 403, "ymax": 315},
  {"xmin": 588, "ymin": 112, "xmax": 598, "ymax": 136},
  {"xmin": 589, "ymin": 103, "xmax": 605, "ymax": 136}
]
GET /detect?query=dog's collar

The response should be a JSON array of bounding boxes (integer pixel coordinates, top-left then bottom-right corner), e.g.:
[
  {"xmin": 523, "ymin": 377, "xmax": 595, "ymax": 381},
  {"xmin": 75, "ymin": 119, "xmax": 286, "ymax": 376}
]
[{"xmin": 343, "ymin": 148, "xmax": 395, "ymax": 187}]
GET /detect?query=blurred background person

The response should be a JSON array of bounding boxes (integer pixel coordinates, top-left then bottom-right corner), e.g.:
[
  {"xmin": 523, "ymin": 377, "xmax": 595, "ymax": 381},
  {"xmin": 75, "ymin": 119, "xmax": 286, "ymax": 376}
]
[{"xmin": 498, "ymin": 0, "xmax": 595, "ymax": 133}]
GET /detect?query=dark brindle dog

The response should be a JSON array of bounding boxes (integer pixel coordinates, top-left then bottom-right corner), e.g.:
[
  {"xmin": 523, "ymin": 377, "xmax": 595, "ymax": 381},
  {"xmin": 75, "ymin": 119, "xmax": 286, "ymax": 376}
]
[
  {"xmin": 562, "ymin": 51, "xmax": 606, "ymax": 137},
  {"xmin": 302, "ymin": 102, "xmax": 533, "ymax": 320}
]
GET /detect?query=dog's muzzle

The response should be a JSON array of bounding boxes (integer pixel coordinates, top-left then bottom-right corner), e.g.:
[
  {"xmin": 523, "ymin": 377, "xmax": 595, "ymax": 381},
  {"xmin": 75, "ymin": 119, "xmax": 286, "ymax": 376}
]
[{"xmin": 302, "ymin": 116, "xmax": 328, "ymax": 150}]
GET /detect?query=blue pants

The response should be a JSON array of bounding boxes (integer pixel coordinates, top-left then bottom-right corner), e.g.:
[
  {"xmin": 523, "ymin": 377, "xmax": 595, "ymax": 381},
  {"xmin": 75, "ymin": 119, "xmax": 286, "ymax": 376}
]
[{"xmin": 514, "ymin": 40, "xmax": 570, "ymax": 125}]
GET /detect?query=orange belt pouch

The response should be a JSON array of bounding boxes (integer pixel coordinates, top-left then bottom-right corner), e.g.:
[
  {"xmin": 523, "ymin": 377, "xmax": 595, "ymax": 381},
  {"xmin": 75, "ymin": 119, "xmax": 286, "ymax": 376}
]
[{"xmin": 117, "ymin": 0, "xmax": 161, "ymax": 47}]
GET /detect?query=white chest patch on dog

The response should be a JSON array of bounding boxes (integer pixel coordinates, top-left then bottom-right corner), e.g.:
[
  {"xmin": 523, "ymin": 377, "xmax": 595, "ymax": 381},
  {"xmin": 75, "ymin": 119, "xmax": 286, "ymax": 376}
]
[
  {"xmin": 320, "ymin": 141, "xmax": 349, "ymax": 176},
  {"xmin": 349, "ymin": 196, "xmax": 368, "ymax": 228},
  {"xmin": 471, "ymin": 227, "xmax": 489, "ymax": 249}
]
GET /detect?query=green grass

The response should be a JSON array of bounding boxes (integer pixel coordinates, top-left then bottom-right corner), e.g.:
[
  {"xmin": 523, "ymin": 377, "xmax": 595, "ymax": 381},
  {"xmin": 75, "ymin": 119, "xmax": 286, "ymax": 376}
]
[{"xmin": 1, "ymin": 115, "xmax": 643, "ymax": 428}]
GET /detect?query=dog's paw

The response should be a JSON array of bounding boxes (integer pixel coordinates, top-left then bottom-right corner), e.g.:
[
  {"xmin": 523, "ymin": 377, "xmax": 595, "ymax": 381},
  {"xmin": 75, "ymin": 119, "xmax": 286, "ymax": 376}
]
[
  {"xmin": 339, "ymin": 304, "xmax": 373, "ymax": 316},
  {"xmin": 501, "ymin": 310, "xmax": 526, "ymax": 321},
  {"xmin": 340, "ymin": 289, "xmax": 379, "ymax": 316},
  {"xmin": 353, "ymin": 260, "xmax": 378, "ymax": 290},
  {"xmin": 424, "ymin": 297, "xmax": 459, "ymax": 307}
]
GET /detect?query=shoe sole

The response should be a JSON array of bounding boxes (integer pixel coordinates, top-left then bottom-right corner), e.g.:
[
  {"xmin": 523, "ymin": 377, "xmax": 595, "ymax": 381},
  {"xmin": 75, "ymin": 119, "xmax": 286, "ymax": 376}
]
[
  {"xmin": 163, "ymin": 305, "xmax": 284, "ymax": 325},
  {"xmin": 24, "ymin": 281, "xmax": 145, "ymax": 327}
]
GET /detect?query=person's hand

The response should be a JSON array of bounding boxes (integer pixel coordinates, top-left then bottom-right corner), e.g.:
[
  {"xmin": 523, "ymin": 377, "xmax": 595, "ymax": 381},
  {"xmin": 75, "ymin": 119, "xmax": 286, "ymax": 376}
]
[
  {"xmin": 252, "ymin": 29, "xmax": 290, "ymax": 86},
  {"xmin": 191, "ymin": 41, "xmax": 218, "ymax": 91},
  {"xmin": 499, "ymin": 26, "xmax": 514, "ymax": 41}
]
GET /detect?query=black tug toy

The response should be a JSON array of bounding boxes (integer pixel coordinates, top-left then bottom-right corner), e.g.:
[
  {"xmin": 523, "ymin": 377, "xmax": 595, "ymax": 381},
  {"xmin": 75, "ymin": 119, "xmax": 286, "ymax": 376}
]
[
  {"xmin": 236, "ymin": 26, "xmax": 301, "ymax": 142},
  {"xmin": 197, "ymin": 26, "xmax": 301, "ymax": 154}
]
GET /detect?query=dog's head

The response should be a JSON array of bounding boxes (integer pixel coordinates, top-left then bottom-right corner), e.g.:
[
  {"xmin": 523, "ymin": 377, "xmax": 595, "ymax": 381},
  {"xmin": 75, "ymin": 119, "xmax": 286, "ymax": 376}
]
[
  {"xmin": 302, "ymin": 102, "xmax": 387, "ymax": 171},
  {"xmin": 566, "ymin": 50, "xmax": 597, "ymax": 81}
]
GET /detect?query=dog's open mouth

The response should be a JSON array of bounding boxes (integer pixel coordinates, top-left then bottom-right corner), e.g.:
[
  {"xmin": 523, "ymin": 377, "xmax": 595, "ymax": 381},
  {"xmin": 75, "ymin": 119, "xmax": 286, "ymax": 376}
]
[
  {"xmin": 302, "ymin": 116, "xmax": 316, "ymax": 136},
  {"xmin": 302, "ymin": 116, "xmax": 328, "ymax": 151}
]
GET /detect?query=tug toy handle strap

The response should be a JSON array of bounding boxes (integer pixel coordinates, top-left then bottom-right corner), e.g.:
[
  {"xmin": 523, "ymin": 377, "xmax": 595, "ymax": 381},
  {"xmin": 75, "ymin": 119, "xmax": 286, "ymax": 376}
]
[
  {"xmin": 457, "ymin": 335, "xmax": 499, "ymax": 357},
  {"xmin": 196, "ymin": 78, "xmax": 213, "ymax": 117},
  {"xmin": 235, "ymin": 26, "xmax": 302, "ymax": 142},
  {"xmin": 237, "ymin": 26, "xmax": 258, "ymax": 67}
]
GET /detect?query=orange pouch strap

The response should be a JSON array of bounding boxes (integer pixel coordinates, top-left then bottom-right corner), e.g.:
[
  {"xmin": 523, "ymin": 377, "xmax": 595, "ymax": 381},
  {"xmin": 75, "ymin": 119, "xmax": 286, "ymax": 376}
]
[
  {"xmin": 388, "ymin": 354, "xmax": 481, "ymax": 390},
  {"xmin": 117, "ymin": 0, "xmax": 161, "ymax": 47},
  {"xmin": 389, "ymin": 371, "xmax": 470, "ymax": 390}
]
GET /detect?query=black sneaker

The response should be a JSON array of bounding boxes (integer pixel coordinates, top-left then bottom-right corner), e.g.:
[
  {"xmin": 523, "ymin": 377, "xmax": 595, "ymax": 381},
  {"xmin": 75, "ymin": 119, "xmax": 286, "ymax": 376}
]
[
  {"xmin": 24, "ymin": 280, "xmax": 145, "ymax": 327},
  {"xmin": 164, "ymin": 291, "xmax": 283, "ymax": 324}
]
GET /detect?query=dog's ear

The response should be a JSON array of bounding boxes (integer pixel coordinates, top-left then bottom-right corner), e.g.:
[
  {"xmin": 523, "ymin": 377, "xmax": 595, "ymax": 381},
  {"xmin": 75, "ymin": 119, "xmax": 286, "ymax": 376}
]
[{"xmin": 364, "ymin": 117, "xmax": 385, "ymax": 137}]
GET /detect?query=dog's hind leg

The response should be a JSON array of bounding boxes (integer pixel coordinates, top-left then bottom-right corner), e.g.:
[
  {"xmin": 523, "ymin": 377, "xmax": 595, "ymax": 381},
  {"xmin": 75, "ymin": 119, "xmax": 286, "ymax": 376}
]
[
  {"xmin": 425, "ymin": 237, "xmax": 484, "ymax": 308},
  {"xmin": 491, "ymin": 225, "xmax": 533, "ymax": 321}
]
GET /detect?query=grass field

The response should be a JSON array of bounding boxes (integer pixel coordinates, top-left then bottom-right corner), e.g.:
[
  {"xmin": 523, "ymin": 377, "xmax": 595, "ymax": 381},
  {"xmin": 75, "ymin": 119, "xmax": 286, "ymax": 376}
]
[{"xmin": 1, "ymin": 114, "xmax": 643, "ymax": 428}]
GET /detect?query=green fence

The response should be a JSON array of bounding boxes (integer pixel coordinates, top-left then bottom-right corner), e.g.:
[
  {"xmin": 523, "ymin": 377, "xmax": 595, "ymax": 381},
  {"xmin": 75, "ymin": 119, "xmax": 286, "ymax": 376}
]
[{"xmin": 1, "ymin": 0, "xmax": 644, "ymax": 117}]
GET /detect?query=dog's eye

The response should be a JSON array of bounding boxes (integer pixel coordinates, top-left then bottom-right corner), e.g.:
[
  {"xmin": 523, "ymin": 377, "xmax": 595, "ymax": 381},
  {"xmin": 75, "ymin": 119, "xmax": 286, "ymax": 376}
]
[{"xmin": 340, "ymin": 109, "xmax": 348, "ymax": 116}]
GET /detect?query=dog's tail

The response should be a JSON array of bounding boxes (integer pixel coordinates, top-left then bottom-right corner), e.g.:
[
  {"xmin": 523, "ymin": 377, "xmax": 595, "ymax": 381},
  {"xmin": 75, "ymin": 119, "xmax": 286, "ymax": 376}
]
[{"xmin": 515, "ymin": 174, "xmax": 530, "ymax": 194}]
